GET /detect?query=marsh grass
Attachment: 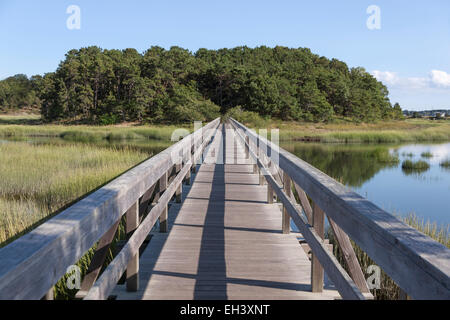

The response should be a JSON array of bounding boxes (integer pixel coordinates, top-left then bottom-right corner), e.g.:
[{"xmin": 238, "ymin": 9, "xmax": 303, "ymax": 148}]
[
  {"xmin": 0, "ymin": 122, "xmax": 188, "ymax": 142},
  {"xmin": 0, "ymin": 114, "xmax": 41, "ymax": 125},
  {"xmin": 0, "ymin": 141, "xmax": 153, "ymax": 299},
  {"xmin": 248, "ymin": 119, "xmax": 450, "ymax": 143},
  {"xmin": 0, "ymin": 142, "xmax": 149, "ymax": 245},
  {"xmin": 401, "ymin": 160, "xmax": 430, "ymax": 173},
  {"xmin": 420, "ymin": 151, "xmax": 433, "ymax": 158},
  {"xmin": 327, "ymin": 213, "xmax": 449, "ymax": 300},
  {"xmin": 402, "ymin": 152, "xmax": 414, "ymax": 157},
  {"xmin": 440, "ymin": 159, "xmax": 450, "ymax": 168}
]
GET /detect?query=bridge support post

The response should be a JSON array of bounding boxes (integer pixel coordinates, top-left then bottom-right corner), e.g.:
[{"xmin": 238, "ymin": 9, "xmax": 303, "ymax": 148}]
[
  {"xmin": 267, "ymin": 182, "xmax": 273, "ymax": 204},
  {"xmin": 186, "ymin": 164, "xmax": 191, "ymax": 185},
  {"xmin": 282, "ymin": 172, "xmax": 291, "ymax": 234},
  {"xmin": 159, "ymin": 171, "xmax": 168, "ymax": 232},
  {"xmin": 311, "ymin": 203, "xmax": 325, "ymax": 292},
  {"xmin": 245, "ymin": 136, "xmax": 249, "ymax": 159},
  {"xmin": 126, "ymin": 201, "xmax": 139, "ymax": 292},
  {"xmin": 259, "ymin": 163, "xmax": 265, "ymax": 185},
  {"xmin": 176, "ymin": 163, "xmax": 182, "ymax": 203}
]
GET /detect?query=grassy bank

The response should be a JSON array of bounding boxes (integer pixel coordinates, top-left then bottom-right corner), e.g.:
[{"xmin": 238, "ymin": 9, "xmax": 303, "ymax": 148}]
[
  {"xmin": 238, "ymin": 117, "xmax": 450, "ymax": 143},
  {"xmin": 328, "ymin": 213, "xmax": 449, "ymax": 300},
  {"xmin": 0, "ymin": 124, "xmax": 183, "ymax": 142},
  {"xmin": 0, "ymin": 115, "xmax": 189, "ymax": 142}
]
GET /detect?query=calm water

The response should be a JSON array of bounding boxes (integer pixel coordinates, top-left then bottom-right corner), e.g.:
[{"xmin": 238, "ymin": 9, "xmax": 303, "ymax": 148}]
[{"xmin": 281, "ymin": 141, "xmax": 450, "ymax": 225}]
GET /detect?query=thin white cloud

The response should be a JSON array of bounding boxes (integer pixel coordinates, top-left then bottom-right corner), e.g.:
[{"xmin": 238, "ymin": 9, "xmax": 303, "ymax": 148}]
[
  {"xmin": 430, "ymin": 70, "xmax": 450, "ymax": 88},
  {"xmin": 372, "ymin": 70, "xmax": 450, "ymax": 90},
  {"xmin": 372, "ymin": 70, "xmax": 399, "ymax": 86}
]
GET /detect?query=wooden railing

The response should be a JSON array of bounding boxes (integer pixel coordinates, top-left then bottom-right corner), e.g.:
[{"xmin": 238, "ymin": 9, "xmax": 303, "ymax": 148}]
[
  {"xmin": 229, "ymin": 117, "xmax": 450, "ymax": 300},
  {"xmin": 0, "ymin": 118, "xmax": 220, "ymax": 300}
]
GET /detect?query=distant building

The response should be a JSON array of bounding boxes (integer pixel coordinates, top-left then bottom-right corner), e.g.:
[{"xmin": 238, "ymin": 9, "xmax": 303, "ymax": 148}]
[{"xmin": 403, "ymin": 109, "xmax": 450, "ymax": 118}]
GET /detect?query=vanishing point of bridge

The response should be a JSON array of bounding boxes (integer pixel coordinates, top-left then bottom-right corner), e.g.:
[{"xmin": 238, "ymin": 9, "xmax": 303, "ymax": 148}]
[{"xmin": 0, "ymin": 118, "xmax": 449, "ymax": 300}]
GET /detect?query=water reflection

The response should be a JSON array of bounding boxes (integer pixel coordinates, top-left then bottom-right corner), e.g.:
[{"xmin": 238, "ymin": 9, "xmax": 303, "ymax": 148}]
[
  {"xmin": 281, "ymin": 143, "xmax": 399, "ymax": 187},
  {"xmin": 281, "ymin": 141, "xmax": 450, "ymax": 224}
]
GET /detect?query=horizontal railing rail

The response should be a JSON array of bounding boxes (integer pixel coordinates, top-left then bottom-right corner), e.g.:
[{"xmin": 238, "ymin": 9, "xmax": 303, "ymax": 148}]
[
  {"xmin": 0, "ymin": 118, "xmax": 220, "ymax": 300},
  {"xmin": 229, "ymin": 117, "xmax": 450, "ymax": 300}
]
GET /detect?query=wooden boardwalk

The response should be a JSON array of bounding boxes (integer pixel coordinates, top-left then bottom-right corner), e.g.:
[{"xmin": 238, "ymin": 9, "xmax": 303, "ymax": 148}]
[
  {"xmin": 1, "ymin": 118, "xmax": 448, "ymax": 300},
  {"xmin": 112, "ymin": 124, "xmax": 339, "ymax": 300}
]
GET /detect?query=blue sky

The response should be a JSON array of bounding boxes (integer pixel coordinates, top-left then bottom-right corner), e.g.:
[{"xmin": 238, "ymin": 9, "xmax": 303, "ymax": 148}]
[{"xmin": 1, "ymin": 0, "xmax": 449, "ymax": 110}]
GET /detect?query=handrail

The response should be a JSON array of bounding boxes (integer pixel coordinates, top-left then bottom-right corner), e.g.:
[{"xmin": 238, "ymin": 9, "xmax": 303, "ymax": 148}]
[
  {"xmin": 229, "ymin": 117, "xmax": 450, "ymax": 300},
  {"xmin": 0, "ymin": 118, "xmax": 220, "ymax": 300}
]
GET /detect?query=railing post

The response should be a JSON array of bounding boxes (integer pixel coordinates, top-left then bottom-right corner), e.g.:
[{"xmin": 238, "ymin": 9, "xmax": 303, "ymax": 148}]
[
  {"xmin": 126, "ymin": 201, "xmax": 139, "ymax": 292},
  {"xmin": 267, "ymin": 182, "xmax": 273, "ymax": 204},
  {"xmin": 176, "ymin": 163, "xmax": 182, "ymax": 203},
  {"xmin": 282, "ymin": 171, "xmax": 291, "ymax": 234},
  {"xmin": 185, "ymin": 162, "xmax": 191, "ymax": 185},
  {"xmin": 245, "ymin": 135, "xmax": 249, "ymax": 159},
  {"xmin": 159, "ymin": 171, "xmax": 168, "ymax": 233},
  {"xmin": 311, "ymin": 202, "xmax": 325, "ymax": 292}
]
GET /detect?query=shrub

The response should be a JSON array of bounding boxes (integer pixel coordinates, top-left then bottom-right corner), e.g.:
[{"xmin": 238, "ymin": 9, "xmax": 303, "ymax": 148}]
[
  {"xmin": 401, "ymin": 160, "xmax": 430, "ymax": 175},
  {"xmin": 225, "ymin": 106, "xmax": 268, "ymax": 128},
  {"xmin": 98, "ymin": 114, "xmax": 119, "ymax": 126},
  {"xmin": 440, "ymin": 159, "xmax": 450, "ymax": 168},
  {"xmin": 420, "ymin": 151, "xmax": 433, "ymax": 158},
  {"xmin": 401, "ymin": 160, "xmax": 430, "ymax": 170}
]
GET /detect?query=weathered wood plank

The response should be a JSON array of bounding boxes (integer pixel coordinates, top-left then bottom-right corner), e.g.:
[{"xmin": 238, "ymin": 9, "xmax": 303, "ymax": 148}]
[
  {"xmin": 75, "ymin": 219, "xmax": 121, "ymax": 299},
  {"xmin": 282, "ymin": 172, "xmax": 291, "ymax": 234},
  {"xmin": 159, "ymin": 171, "xmax": 168, "ymax": 233},
  {"xmin": 126, "ymin": 201, "xmax": 139, "ymax": 292},
  {"xmin": 328, "ymin": 218, "xmax": 371, "ymax": 294},
  {"xmin": 293, "ymin": 182, "xmax": 313, "ymax": 223},
  {"xmin": 311, "ymin": 203, "xmax": 324, "ymax": 292}
]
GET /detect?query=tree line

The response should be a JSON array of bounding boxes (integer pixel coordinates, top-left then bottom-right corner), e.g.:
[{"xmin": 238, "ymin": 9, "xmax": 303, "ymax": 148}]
[{"xmin": 0, "ymin": 45, "xmax": 403, "ymax": 123}]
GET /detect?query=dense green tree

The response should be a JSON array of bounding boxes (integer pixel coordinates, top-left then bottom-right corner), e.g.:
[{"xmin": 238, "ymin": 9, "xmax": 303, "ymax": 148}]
[
  {"xmin": 0, "ymin": 45, "xmax": 398, "ymax": 123},
  {"xmin": 0, "ymin": 74, "xmax": 41, "ymax": 111},
  {"xmin": 392, "ymin": 102, "xmax": 403, "ymax": 119}
]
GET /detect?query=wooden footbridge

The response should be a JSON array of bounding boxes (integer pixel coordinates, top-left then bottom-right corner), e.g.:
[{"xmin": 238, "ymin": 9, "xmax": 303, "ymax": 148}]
[{"xmin": 0, "ymin": 118, "xmax": 449, "ymax": 300}]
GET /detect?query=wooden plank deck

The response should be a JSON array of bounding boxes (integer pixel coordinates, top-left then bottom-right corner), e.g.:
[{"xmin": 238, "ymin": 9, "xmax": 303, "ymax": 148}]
[{"xmin": 112, "ymin": 124, "xmax": 340, "ymax": 300}]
